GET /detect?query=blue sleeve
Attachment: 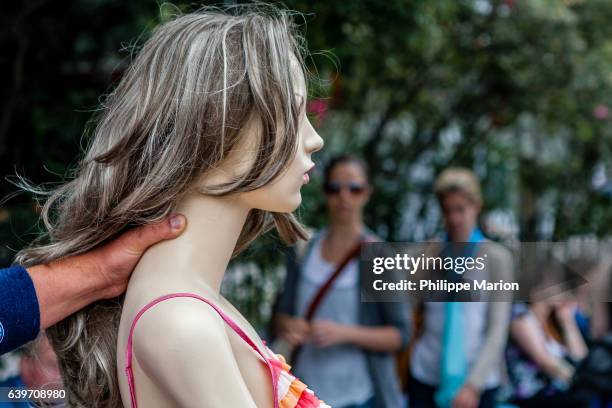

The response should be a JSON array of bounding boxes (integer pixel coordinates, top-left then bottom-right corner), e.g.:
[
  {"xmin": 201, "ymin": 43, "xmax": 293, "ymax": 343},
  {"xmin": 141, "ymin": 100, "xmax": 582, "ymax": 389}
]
[{"xmin": 0, "ymin": 265, "xmax": 41, "ymax": 355}]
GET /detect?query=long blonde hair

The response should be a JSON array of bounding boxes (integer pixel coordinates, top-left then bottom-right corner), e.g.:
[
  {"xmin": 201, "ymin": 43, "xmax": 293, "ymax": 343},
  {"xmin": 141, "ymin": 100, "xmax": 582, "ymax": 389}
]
[{"xmin": 16, "ymin": 6, "xmax": 309, "ymax": 407}]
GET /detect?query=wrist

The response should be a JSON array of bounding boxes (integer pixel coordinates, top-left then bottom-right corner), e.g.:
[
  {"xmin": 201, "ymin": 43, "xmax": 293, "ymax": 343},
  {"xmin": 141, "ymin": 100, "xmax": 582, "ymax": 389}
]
[
  {"xmin": 82, "ymin": 249, "xmax": 124, "ymax": 299},
  {"xmin": 26, "ymin": 256, "xmax": 105, "ymax": 330},
  {"xmin": 558, "ymin": 316, "xmax": 577, "ymax": 331},
  {"xmin": 340, "ymin": 324, "xmax": 357, "ymax": 344},
  {"xmin": 54, "ymin": 251, "xmax": 110, "ymax": 301},
  {"xmin": 556, "ymin": 307, "xmax": 576, "ymax": 322}
]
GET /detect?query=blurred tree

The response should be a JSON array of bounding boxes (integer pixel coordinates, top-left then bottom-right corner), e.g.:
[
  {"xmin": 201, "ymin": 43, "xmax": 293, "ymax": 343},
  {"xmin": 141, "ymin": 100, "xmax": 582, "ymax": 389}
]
[
  {"xmin": 0, "ymin": 0, "xmax": 164, "ymax": 262},
  {"xmin": 282, "ymin": 0, "xmax": 612, "ymax": 241},
  {"xmin": 2, "ymin": 0, "xmax": 611, "ymax": 325}
]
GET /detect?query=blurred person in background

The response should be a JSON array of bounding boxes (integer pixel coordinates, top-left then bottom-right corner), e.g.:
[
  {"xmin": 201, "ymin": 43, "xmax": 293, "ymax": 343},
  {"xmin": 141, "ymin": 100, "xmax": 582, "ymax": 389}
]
[
  {"xmin": 272, "ymin": 155, "xmax": 411, "ymax": 408},
  {"xmin": 569, "ymin": 257, "xmax": 602, "ymax": 341},
  {"xmin": 505, "ymin": 298, "xmax": 593, "ymax": 407},
  {"xmin": 505, "ymin": 253, "xmax": 612, "ymax": 408},
  {"xmin": 570, "ymin": 255, "xmax": 612, "ymax": 341},
  {"xmin": 407, "ymin": 168, "xmax": 513, "ymax": 408},
  {"xmin": 19, "ymin": 336, "xmax": 61, "ymax": 389}
]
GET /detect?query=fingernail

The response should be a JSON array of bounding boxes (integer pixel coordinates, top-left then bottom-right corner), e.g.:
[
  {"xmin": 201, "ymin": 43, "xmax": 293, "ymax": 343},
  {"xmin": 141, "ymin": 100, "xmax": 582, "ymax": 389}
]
[{"xmin": 170, "ymin": 214, "xmax": 184, "ymax": 230}]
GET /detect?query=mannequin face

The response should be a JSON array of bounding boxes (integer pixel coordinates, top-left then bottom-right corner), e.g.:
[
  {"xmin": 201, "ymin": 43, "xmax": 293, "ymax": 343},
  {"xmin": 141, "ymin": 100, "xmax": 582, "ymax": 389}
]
[
  {"xmin": 239, "ymin": 111, "xmax": 323, "ymax": 213},
  {"xmin": 237, "ymin": 58, "xmax": 324, "ymax": 212},
  {"xmin": 201, "ymin": 56, "xmax": 324, "ymax": 213}
]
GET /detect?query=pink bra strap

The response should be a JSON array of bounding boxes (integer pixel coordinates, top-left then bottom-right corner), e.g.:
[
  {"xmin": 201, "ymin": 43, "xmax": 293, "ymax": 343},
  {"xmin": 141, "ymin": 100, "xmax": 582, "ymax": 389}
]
[{"xmin": 125, "ymin": 292, "xmax": 279, "ymax": 408}]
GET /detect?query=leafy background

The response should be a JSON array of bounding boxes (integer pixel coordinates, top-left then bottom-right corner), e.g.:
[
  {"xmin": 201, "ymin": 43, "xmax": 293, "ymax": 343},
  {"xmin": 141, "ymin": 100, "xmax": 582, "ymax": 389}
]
[{"xmin": 1, "ymin": 0, "xmax": 611, "ymax": 328}]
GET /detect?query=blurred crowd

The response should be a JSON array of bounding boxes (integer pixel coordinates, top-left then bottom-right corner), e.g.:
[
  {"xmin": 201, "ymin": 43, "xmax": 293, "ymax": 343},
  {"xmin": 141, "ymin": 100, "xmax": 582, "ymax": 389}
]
[
  {"xmin": 269, "ymin": 156, "xmax": 611, "ymax": 408},
  {"xmin": 1, "ymin": 156, "xmax": 610, "ymax": 408}
]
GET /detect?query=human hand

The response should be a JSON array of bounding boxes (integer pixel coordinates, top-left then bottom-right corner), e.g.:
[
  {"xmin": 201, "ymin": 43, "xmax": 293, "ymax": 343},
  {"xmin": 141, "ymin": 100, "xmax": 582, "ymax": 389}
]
[
  {"xmin": 451, "ymin": 384, "xmax": 480, "ymax": 408},
  {"xmin": 88, "ymin": 214, "xmax": 187, "ymax": 298},
  {"xmin": 277, "ymin": 314, "xmax": 310, "ymax": 346},
  {"xmin": 554, "ymin": 301, "xmax": 578, "ymax": 325},
  {"xmin": 309, "ymin": 319, "xmax": 348, "ymax": 348},
  {"xmin": 25, "ymin": 214, "xmax": 187, "ymax": 332}
]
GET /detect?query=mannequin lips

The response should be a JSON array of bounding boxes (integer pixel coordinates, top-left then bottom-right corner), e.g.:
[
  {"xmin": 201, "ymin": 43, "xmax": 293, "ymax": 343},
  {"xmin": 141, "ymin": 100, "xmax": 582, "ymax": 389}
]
[{"xmin": 303, "ymin": 164, "xmax": 315, "ymax": 184}]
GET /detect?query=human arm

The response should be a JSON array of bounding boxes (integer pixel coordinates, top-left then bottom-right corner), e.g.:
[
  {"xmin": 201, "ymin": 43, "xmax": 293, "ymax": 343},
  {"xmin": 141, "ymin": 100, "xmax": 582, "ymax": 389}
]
[
  {"xmin": 454, "ymin": 246, "xmax": 514, "ymax": 408},
  {"xmin": 274, "ymin": 312, "xmax": 310, "ymax": 346},
  {"xmin": 590, "ymin": 257, "xmax": 611, "ymax": 339},
  {"xmin": 28, "ymin": 214, "xmax": 186, "ymax": 330},
  {"xmin": 451, "ymin": 299, "xmax": 512, "ymax": 408},
  {"xmin": 308, "ymin": 248, "xmax": 411, "ymax": 351},
  {"xmin": 0, "ymin": 215, "xmax": 186, "ymax": 355},
  {"xmin": 554, "ymin": 302, "xmax": 588, "ymax": 361},
  {"xmin": 510, "ymin": 313, "xmax": 574, "ymax": 383},
  {"xmin": 309, "ymin": 320, "xmax": 403, "ymax": 352},
  {"xmin": 465, "ymin": 301, "xmax": 512, "ymax": 386},
  {"xmin": 310, "ymin": 297, "xmax": 410, "ymax": 352}
]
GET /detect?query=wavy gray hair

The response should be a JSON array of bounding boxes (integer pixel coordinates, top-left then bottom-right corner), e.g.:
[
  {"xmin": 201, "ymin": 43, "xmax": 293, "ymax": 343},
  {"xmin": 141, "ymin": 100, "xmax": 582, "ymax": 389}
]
[{"xmin": 16, "ymin": 6, "xmax": 310, "ymax": 407}]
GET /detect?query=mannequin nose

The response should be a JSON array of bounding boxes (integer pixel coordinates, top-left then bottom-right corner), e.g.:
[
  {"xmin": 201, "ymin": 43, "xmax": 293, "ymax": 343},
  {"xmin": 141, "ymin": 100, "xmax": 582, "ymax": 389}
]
[{"xmin": 307, "ymin": 130, "xmax": 324, "ymax": 154}]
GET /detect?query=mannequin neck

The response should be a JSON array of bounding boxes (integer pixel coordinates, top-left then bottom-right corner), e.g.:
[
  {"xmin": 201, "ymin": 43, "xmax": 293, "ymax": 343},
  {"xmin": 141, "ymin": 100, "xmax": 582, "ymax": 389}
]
[{"xmin": 142, "ymin": 192, "xmax": 250, "ymax": 295}]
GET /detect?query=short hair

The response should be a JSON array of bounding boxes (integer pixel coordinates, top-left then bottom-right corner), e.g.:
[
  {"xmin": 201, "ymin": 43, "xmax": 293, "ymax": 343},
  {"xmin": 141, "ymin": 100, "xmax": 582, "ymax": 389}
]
[{"xmin": 434, "ymin": 167, "xmax": 482, "ymax": 206}]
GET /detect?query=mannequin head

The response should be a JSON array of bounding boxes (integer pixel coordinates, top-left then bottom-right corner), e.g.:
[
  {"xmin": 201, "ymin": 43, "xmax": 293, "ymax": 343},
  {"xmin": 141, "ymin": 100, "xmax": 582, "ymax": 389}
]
[
  {"xmin": 16, "ymin": 8, "xmax": 320, "ymax": 407},
  {"xmin": 208, "ymin": 54, "xmax": 323, "ymax": 214}
]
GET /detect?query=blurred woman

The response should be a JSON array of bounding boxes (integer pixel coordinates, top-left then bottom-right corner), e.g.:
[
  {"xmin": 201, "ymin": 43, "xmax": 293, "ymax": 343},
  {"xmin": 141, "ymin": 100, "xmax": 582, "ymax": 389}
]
[
  {"xmin": 408, "ymin": 168, "xmax": 513, "ymax": 408},
  {"xmin": 273, "ymin": 155, "xmax": 410, "ymax": 408},
  {"xmin": 505, "ymin": 300, "xmax": 593, "ymax": 407}
]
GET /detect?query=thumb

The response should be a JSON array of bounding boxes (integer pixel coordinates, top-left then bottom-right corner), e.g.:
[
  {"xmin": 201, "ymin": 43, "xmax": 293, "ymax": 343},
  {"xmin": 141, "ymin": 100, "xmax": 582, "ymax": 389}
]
[{"xmin": 120, "ymin": 214, "xmax": 187, "ymax": 256}]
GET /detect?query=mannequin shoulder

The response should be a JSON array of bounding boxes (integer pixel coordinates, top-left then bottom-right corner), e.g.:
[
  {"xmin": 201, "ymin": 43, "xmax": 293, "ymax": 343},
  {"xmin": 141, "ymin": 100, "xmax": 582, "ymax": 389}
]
[
  {"xmin": 131, "ymin": 297, "xmax": 230, "ymax": 352},
  {"xmin": 130, "ymin": 298, "xmax": 258, "ymax": 407}
]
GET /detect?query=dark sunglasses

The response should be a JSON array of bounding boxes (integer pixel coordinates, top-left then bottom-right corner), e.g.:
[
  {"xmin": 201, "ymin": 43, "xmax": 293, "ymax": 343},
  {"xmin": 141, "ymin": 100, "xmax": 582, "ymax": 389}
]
[{"xmin": 323, "ymin": 181, "xmax": 368, "ymax": 195}]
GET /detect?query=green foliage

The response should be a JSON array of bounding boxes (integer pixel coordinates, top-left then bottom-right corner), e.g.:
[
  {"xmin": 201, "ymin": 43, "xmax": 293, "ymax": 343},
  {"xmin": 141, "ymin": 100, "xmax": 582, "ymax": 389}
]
[
  {"xmin": 2, "ymin": 0, "xmax": 611, "ymax": 325},
  {"xmin": 280, "ymin": 0, "xmax": 612, "ymax": 240}
]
